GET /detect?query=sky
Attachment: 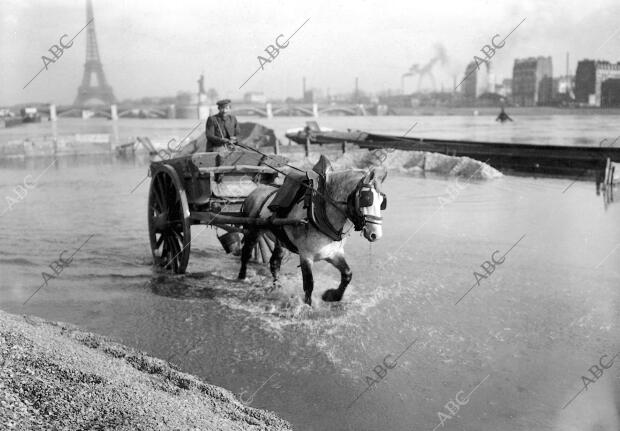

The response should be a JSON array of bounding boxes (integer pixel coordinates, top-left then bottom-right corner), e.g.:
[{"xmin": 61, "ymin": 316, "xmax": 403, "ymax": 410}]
[{"xmin": 1, "ymin": 0, "xmax": 619, "ymax": 105}]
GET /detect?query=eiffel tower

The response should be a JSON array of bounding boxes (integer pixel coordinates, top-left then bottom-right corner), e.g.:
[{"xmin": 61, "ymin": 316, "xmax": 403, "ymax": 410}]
[{"xmin": 74, "ymin": 0, "xmax": 116, "ymax": 106}]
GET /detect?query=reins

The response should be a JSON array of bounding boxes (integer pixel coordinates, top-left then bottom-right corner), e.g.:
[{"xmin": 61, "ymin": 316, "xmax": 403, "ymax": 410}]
[
  {"xmin": 230, "ymin": 141, "xmax": 377, "ymax": 233},
  {"xmin": 231, "ymin": 141, "xmax": 350, "ymax": 220}
]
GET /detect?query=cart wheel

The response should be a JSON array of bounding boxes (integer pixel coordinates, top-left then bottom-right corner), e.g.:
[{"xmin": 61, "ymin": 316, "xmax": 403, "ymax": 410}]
[
  {"xmin": 251, "ymin": 232, "xmax": 276, "ymax": 264},
  {"xmin": 148, "ymin": 166, "xmax": 191, "ymax": 274}
]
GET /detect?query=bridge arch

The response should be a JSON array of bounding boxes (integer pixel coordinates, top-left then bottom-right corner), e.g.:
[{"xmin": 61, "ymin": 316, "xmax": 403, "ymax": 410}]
[
  {"xmin": 272, "ymin": 106, "xmax": 314, "ymax": 116},
  {"xmin": 319, "ymin": 106, "xmax": 360, "ymax": 116},
  {"xmin": 85, "ymin": 109, "xmax": 112, "ymax": 119},
  {"xmin": 117, "ymin": 108, "xmax": 167, "ymax": 119},
  {"xmin": 230, "ymin": 107, "xmax": 268, "ymax": 117},
  {"xmin": 56, "ymin": 108, "xmax": 83, "ymax": 118}
]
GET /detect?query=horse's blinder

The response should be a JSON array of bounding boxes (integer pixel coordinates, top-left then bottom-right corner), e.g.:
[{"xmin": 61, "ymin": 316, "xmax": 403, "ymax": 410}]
[
  {"xmin": 346, "ymin": 189, "xmax": 366, "ymax": 231},
  {"xmin": 346, "ymin": 177, "xmax": 386, "ymax": 231},
  {"xmin": 358, "ymin": 188, "xmax": 387, "ymax": 210}
]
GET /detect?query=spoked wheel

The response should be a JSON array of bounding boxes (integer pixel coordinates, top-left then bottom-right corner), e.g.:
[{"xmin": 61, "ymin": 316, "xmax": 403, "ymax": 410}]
[
  {"xmin": 148, "ymin": 166, "xmax": 191, "ymax": 274},
  {"xmin": 251, "ymin": 231, "xmax": 277, "ymax": 264}
]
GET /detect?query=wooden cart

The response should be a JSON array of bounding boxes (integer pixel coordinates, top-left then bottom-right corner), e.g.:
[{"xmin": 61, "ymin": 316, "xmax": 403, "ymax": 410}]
[{"xmin": 147, "ymin": 151, "xmax": 304, "ymax": 274}]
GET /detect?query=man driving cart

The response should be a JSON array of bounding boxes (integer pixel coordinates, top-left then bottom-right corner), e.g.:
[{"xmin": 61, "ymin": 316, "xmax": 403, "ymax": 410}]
[{"xmin": 205, "ymin": 99, "xmax": 241, "ymax": 152}]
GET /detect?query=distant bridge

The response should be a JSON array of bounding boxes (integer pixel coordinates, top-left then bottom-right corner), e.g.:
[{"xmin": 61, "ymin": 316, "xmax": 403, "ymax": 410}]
[
  {"xmin": 231, "ymin": 103, "xmax": 368, "ymax": 117},
  {"xmin": 37, "ymin": 105, "xmax": 173, "ymax": 119},
  {"xmin": 34, "ymin": 102, "xmax": 371, "ymax": 120}
]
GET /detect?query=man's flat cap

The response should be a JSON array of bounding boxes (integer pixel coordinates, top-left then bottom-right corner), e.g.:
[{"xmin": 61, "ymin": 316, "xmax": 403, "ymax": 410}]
[{"xmin": 216, "ymin": 99, "xmax": 231, "ymax": 106}]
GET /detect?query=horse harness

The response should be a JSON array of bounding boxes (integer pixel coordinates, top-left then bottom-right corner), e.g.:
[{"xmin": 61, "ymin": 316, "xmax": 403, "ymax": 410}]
[{"xmin": 260, "ymin": 170, "xmax": 386, "ymax": 252}]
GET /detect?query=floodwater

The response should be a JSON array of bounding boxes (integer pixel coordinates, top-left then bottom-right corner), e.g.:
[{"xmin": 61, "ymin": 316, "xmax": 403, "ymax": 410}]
[{"xmin": 0, "ymin": 116, "xmax": 619, "ymax": 430}]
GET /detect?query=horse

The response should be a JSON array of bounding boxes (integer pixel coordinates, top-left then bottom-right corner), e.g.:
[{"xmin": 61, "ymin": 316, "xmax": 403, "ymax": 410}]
[{"xmin": 237, "ymin": 155, "xmax": 387, "ymax": 305}]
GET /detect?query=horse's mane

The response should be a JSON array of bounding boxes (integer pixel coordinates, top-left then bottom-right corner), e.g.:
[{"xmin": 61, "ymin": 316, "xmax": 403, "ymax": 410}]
[{"xmin": 325, "ymin": 169, "xmax": 366, "ymax": 201}]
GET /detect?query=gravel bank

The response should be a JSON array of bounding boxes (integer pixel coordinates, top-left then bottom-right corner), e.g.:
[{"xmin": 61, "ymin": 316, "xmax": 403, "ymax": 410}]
[{"xmin": 0, "ymin": 310, "xmax": 292, "ymax": 430}]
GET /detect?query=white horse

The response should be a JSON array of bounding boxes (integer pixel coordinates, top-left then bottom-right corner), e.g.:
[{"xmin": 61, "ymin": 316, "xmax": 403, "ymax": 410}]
[{"xmin": 238, "ymin": 156, "xmax": 387, "ymax": 305}]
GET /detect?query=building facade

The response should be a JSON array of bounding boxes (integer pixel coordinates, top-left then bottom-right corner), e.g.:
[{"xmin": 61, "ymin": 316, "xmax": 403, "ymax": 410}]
[
  {"xmin": 575, "ymin": 60, "xmax": 620, "ymax": 106},
  {"xmin": 553, "ymin": 76, "xmax": 575, "ymax": 96},
  {"xmin": 462, "ymin": 61, "xmax": 492, "ymax": 103},
  {"xmin": 243, "ymin": 92, "xmax": 267, "ymax": 104},
  {"xmin": 601, "ymin": 79, "xmax": 620, "ymax": 107},
  {"xmin": 496, "ymin": 79, "xmax": 512, "ymax": 99},
  {"xmin": 511, "ymin": 56, "xmax": 553, "ymax": 106},
  {"xmin": 303, "ymin": 89, "xmax": 323, "ymax": 103}
]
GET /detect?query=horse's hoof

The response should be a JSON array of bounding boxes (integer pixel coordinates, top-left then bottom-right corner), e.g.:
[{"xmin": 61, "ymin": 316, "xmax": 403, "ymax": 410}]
[
  {"xmin": 265, "ymin": 282, "xmax": 280, "ymax": 293},
  {"xmin": 304, "ymin": 295, "xmax": 312, "ymax": 306},
  {"xmin": 237, "ymin": 273, "xmax": 246, "ymax": 280},
  {"xmin": 322, "ymin": 289, "xmax": 342, "ymax": 302}
]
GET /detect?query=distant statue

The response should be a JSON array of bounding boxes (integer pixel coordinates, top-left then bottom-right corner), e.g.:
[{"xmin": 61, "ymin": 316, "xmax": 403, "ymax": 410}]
[
  {"xmin": 197, "ymin": 74, "xmax": 205, "ymax": 94},
  {"xmin": 496, "ymin": 106, "xmax": 513, "ymax": 123}
]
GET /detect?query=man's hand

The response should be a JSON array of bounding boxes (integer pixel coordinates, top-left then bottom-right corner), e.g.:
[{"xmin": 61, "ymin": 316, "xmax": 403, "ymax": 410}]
[{"xmin": 230, "ymin": 137, "xmax": 238, "ymax": 144}]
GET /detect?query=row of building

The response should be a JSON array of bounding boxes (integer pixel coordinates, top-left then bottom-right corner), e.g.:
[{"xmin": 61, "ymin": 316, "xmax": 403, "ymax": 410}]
[{"xmin": 463, "ymin": 57, "xmax": 620, "ymax": 107}]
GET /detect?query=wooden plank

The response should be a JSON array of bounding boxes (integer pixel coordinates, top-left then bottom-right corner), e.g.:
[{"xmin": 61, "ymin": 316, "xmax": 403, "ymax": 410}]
[
  {"xmin": 190, "ymin": 153, "xmax": 219, "ymax": 168},
  {"xmin": 188, "ymin": 151, "xmax": 288, "ymax": 169}
]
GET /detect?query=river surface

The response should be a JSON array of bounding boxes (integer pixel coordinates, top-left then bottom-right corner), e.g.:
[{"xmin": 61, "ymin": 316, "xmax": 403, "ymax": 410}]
[
  {"xmin": 1, "ymin": 113, "xmax": 620, "ymax": 148},
  {"xmin": 0, "ymin": 116, "xmax": 619, "ymax": 430}
]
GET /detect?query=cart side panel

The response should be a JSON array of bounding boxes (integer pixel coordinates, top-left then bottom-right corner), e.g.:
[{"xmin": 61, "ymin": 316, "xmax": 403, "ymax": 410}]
[
  {"xmin": 190, "ymin": 153, "xmax": 220, "ymax": 168},
  {"xmin": 210, "ymin": 172, "xmax": 268, "ymax": 199},
  {"xmin": 187, "ymin": 172, "xmax": 213, "ymax": 205},
  {"xmin": 152, "ymin": 151, "xmax": 289, "ymax": 206},
  {"xmin": 190, "ymin": 151, "xmax": 288, "ymax": 168},
  {"xmin": 219, "ymin": 152, "xmax": 264, "ymax": 167},
  {"xmin": 152, "ymin": 156, "xmax": 210, "ymax": 205}
]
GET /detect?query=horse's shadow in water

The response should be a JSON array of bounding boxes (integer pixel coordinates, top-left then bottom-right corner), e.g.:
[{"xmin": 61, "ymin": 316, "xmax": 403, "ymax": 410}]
[
  {"xmin": 145, "ymin": 268, "xmax": 351, "ymax": 323},
  {"xmin": 145, "ymin": 267, "xmax": 277, "ymax": 301},
  {"xmin": 145, "ymin": 237, "xmax": 357, "ymax": 317},
  {"xmin": 145, "ymin": 273, "xmax": 221, "ymax": 300}
]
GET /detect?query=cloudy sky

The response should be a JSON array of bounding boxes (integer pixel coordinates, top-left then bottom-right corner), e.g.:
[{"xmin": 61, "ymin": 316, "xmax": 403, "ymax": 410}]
[{"xmin": 1, "ymin": 0, "xmax": 619, "ymax": 105}]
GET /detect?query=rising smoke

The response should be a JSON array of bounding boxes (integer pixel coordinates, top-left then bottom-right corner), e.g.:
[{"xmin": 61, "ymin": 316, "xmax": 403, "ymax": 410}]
[{"xmin": 402, "ymin": 43, "xmax": 449, "ymax": 92}]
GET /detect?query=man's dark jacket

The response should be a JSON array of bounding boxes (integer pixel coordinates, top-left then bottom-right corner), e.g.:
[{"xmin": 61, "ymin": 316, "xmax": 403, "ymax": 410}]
[{"xmin": 205, "ymin": 114, "xmax": 241, "ymax": 151}]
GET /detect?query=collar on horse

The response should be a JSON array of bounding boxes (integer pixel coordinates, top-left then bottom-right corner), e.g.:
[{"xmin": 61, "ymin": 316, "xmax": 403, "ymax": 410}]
[
  {"xmin": 306, "ymin": 165, "xmax": 373, "ymax": 241},
  {"xmin": 267, "ymin": 155, "xmax": 381, "ymax": 243},
  {"xmin": 306, "ymin": 172, "xmax": 347, "ymax": 241}
]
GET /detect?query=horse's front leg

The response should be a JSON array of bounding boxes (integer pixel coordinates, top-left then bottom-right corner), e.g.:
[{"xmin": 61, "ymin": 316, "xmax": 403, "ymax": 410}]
[
  {"xmin": 299, "ymin": 256, "xmax": 314, "ymax": 305},
  {"xmin": 322, "ymin": 253, "xmax": 352, "ymax": 302}
]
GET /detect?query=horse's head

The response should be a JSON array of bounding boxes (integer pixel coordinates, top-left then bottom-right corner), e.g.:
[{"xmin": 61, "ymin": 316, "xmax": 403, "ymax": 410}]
[{"xmin": 347, "ymin": 168, "xmax": 387, "ymax": 242}]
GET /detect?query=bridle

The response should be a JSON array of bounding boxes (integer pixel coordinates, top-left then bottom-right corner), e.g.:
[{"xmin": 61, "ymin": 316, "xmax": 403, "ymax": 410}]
[
  {"xmin": 305, "ymin": 169, "xmax": 386, "ymax": 241},
  {"xmin": 344, "ymin": 175, "xmax": 387, "ymax": 231}
]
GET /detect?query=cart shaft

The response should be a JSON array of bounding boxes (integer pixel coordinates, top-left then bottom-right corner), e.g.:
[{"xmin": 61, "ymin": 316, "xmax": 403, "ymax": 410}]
[{"xmin": 190, "ymin": 212, "xmax": 306, "ymax": 227}]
